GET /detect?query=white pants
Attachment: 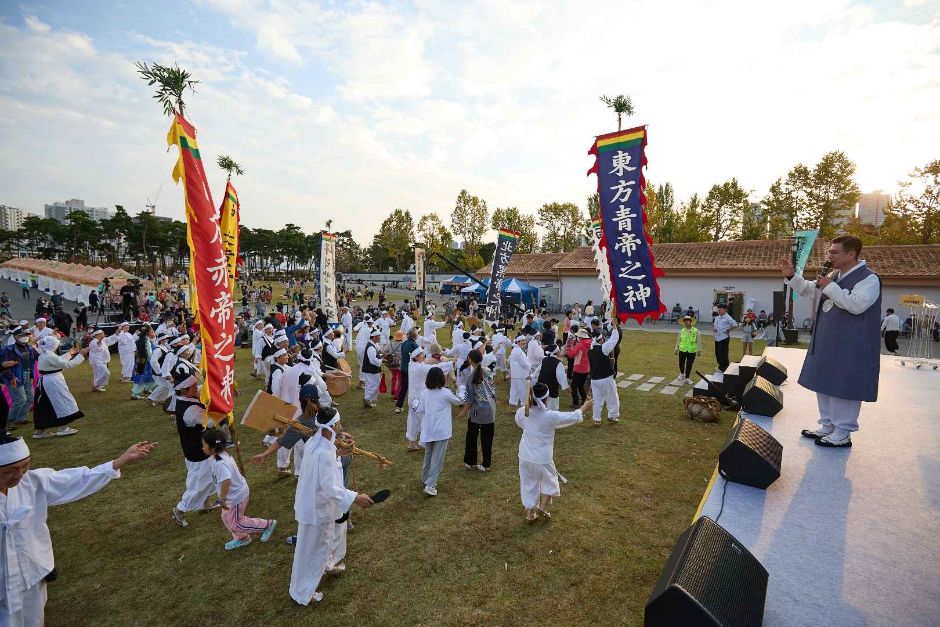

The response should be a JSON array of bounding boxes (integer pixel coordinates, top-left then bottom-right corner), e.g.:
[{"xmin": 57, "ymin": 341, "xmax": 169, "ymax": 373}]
[
  {"xmin": 176, "ymin": 458, "xmax": 216, "ymax": 512},
  {"xmin": 509, "ymin": 377, "xmax": 528, "ymax": 406},
  {"xmin": 362, "ymin": 372, "xmax": 381, "ymax": 402},
  {"xmin": 0, "ymin": 581, "xmax": 47, "ymax": 627},
  {"xmin": 254, "ymin": 356, "xmax": 265, "ymax": 377},
  {"xmin": 816, "ymin": 393, "xmax": 862, "ymax": 440},
  {"xmin": 289, "ymin": 521, "xmax": 347, "ymax": 605},
  {"xmin": 519, "ymin": 460, "xmax": 561, "ymax": 509},
  {"xmin": 91, "ymin": 363, "xmax": 110, "ymax": 389},
  {"xmin": 119, "ymin": 351, "xmax": 135, "ymax": 379},
  {"xmin": 277, "ymin": 444, "xmax": 293, "ymax": 470},
  {"xmin": 343, "ymin": 330, "xmax": 352, "ymax": 351},
  {"xmin": 148, "ymin": 377, "xmax": 173, "ymax": 403},
  {"xmin": 406, "ymin": 405, "xmax": 421, "ymax": 443},
  {"xmin": 590, "ymin": 376, "xmax": 620, "ymax": 422}
]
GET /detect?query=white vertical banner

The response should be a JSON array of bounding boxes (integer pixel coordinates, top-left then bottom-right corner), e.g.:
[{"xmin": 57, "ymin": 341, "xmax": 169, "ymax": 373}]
[
  {"xmin": 415, "ymin": 247, "xmax": 425, "ymax": 291},
  {"xmin": 590, "ymin": 218, "xmax": 613, "ymax": 313},
  {"xmin": 319, "ymin": 231, "xmax": 337, "ymax": 322}
]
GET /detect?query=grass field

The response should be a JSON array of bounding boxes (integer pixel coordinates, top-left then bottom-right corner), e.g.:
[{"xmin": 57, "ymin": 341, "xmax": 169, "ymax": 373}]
[{"xmin": 31, "ymin": 327, "xmax": 769, "ymax": 626}]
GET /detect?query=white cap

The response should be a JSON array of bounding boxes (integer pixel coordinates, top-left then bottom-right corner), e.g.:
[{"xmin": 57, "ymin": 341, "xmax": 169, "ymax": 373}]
[
  {"xmin": 272, "ymin": 347, "xmax": 288, "ymax": 359},
  {"xmin": 369, "ymin": 328, "xmax": 381, "ymax": 338},
  {"xmin": 0, "ymin": 437, "xmax": 30, "ymax": 466},
  {"xmin": 264, "ymin": 323, "xmax": 274, "ymax": 330},
  {"xmin": 410, "ymin": 347, "xmax": 425, "ymax": 359},
  {"xmin": 92, "ymin": 328, "xmax": 105, "ymax": 336},
  {"xmin": 514, "ymin": 335, "xmax": 527, "ymax": 344},
  {"xmin": 35, "ymin": 318, "xmax": 46, "ymax": 324}
]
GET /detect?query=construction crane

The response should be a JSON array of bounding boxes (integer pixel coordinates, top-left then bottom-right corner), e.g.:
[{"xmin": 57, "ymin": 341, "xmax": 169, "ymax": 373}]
[{"xmin": 145, "ymin": 182, "xmax": 163, "ymax": 214}]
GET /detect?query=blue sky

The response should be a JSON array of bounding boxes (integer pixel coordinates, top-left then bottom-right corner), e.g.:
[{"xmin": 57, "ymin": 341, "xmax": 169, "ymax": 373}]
[{"xmin": 1, "ymin": 0, "xmax": 938, "ymax": 243}]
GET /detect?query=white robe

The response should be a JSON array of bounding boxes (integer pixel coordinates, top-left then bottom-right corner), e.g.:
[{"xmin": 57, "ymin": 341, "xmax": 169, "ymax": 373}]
[
  {"xmin": 340, "ymin": 312, "xmax": 353, "ymax": 351},
  {"xmin": 289, "ymin": 434, "xmax": 357, "ymax": 606},
  {"xmin": 361, "ymin": 343, "xmax": 383, "ymax": 403},
  {"xmin": 147, "ymin": 345, "xmax": 173, "ymax": 403},
  {"xmin": 400, "ymin": 313, "xmax": 415, "ymax": 335},
  {"xmin": 116, "ymin": 331, "xmax": 136, "ymax": 379},
  {"xmin": 515, "ymin": 405, "xmax": 583, "ymax": 509},
  {"xmin": 491, "ymin": 332, "xmax": 510, "ymax": 372},
  {"xmin": 0, "ymin": 461, "xmax": 120, "ymax": 624},
  {"xmin": 36, "ymin": 352, "xmax": 84, "ymax": 422},
  {"xmin": 423, "ymin": 319, "xmax": 445, "ymax": 344},
  {"xmin": 508, "ymin": 345, "xmax": 532, "ymax": 406}
]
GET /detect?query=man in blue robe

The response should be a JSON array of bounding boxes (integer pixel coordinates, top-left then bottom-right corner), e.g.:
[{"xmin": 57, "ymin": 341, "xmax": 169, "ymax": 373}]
[{"xmin": 778, "ymin": 235, "xmax": 881, "ymax": 448}]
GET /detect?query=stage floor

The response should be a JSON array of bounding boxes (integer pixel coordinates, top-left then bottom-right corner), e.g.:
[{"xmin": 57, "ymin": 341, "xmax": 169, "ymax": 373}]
[{"xmin": 697, "ymin": 347, "xmax": 940, "ymax": 627}]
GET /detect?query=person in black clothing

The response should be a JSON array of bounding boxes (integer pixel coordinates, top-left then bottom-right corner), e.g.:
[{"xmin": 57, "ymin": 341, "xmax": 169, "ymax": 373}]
[
  {"xmin": 536, "ymin": 342, "xmax": 568, "ymax": 410},
  {"xmin": 53, "ymin": 308, "xmax": 73, "ymax": 338},
  {"xmin": 314, "ymin": 308, "xmax": 328, "ymax": 333},
  {"xmin": 396, "ymin": 329, "xmax": 419, "ymax": 412},
  {"xmin": 74, "ymin": 304, "xmax": 88, "ymax": 332},
  {"xmin": 119, "ymin": 281, "xmax": 138, "ymax": 322},
  {"xmin": 541, "ymin": 319, "xmax": 557, "ymax": 351},
  {"xmin": 88, "ymin": 290, "xmax": 99, "ymax": 313},
  {"xmin": 171, "ymin": 373, "xmax": 219, "ymax": 527}
]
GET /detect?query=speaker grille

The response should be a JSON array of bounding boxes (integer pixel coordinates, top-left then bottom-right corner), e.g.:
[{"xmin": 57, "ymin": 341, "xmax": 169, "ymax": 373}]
[
  {"xmin": 719, "ymin": 418, "xmax": 783, "ymax": 489},
  {"xmin": 756, "ymin": 356, "xmax": 788, "ymax": 385},
  {"xmin": 742, "ymin": 376, "xmax": 784, "ymax": 417},
  {"xmin": 736, "ymin": 419, "xmax": 783, "ymax": 469},
  {"xmin": 646, "ymin": 517, "xmax": 768, "ymax": 627}
]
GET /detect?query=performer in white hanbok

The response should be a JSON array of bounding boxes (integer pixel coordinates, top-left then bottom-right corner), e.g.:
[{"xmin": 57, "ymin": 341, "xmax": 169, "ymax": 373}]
[
  {"xmin": 250, "ymin": 321, "xmax": 266, "ymax": 378},
  {"xmin": 508, "ymin": 335, "xmax": 533, "ymax": 407},
  {"xmin": 339, "ymin": 306, "xmax": 353, "ymax": 352},
  {"xmin": 289, "ymin": 407, "xmax": 373, "ymax": 606},
  {"xmin": 423, "ymin": 312, "xmax": 445, "ymax": 346},
  {"xmin": 115, "ymin": 322, "xmax": 136, "ymax": 382},
  {"xmin": 400, "ymin": 309, "xmax": 415, "ymax": 335},
  {"xmin": 490, "ymin": 325, "xmax": 510, "ymax": 380},
  {"xmin": 171, "ymin": 374, "xmax": 219, "ymax": 528},
  {"xmin": 404, "ymin": 347, "xmax": 454, "ymax": 450},
  {"xmin": 360, "ymin": 329, "xmax": 383, "ymax": 409},
  {"xmin": 87, "ymin": 328, "xmax": 119, "ymax": 392},
  {"xmin": 376, "ymin": 311, "xmax": 393, "ymax": 345},
  {"xmin": 587, "ymin": 326, "xmax": 621, "ymax": 425},
  {"xmin": 515, "ymin": 384, "xmax": 591, "ymax": 521},
  {"xmin": 534, "ymin": 344, "xmax": 569, "ymax": 410},
  {"xmin": 451, "ymin": 320, "xmax": 465, "ymax": 349},
  {"xmin": 526, "ymin": 332, "xmax": 545, "ymax": 372},
  {"xmin": 147, "ymin": 334, "xmax": 174, "ymax": 406},
  {"xmin": 166, "ymin": 344, "xmax": 198, "ymax": 414},
  {"xmin": 33, "ymin": 336, "xmax": 86, "ymax": 439},
  {"xmin": 0, "ymin": 436, "xmax": 156, "ymax": 627},
  {"xmin": 29, "ymin": 319, "xmax": 53, "ymax": 344}
]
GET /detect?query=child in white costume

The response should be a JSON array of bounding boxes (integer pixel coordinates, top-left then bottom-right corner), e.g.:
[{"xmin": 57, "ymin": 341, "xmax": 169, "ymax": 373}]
[
  {"xmin": 0, "ymin": 436, "xmax": 156, "ymax": 626},
  {"xmin": 515, "ymin": 384, "xmax": 592, "ymax": 521},
  {"xmin": 87, "ymin": 329, "xmax": 119, "ymax": 392},
  {"xmin": 508, "ymin": 335, "xmax": 532, "ymax": 407}
]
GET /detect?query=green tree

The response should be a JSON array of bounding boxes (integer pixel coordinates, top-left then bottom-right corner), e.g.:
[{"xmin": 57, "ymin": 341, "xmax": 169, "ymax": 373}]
[
  {"xmin": 490, "ymin": 206, "xmax": 538, "ymax": 253},
  {"xmin": 416, "ymin": 213, "xmax": 454, "ymax": 271},
  {"xmin": 335, "ymin": 230, "xmax": 363, "ymax": 273},
  {"xmin": 645, "ymin": 182, "xmax": 681, "ymax": 243},
  {"xmin": 480, "ymin": 242, "xmax": 496, "ymax": 266},
  {"xmin": 63, "ymin": 210, "xmax": 102, "ymax": 263},
  {"xmin": 599, "ymin": 94, "xmax": 634, "ymax": 131},
  {"xmin": 372, "ymin": 208, "xmax": 415, "ymax": 271},
  {"xmin": 702, "ymin": 179, "xmax": 750, "ymax": 241},
  {"xmin": 99, "ymin": 206, "xmax": 135, "ymax": 265},
  {"xmin": 893, "ymin": 159, "xmax": 940, "ymax": 244},
  {"xmin": 877, "ymin": 201, "xmax": 923, "ymax": 244},
  {"xmin": 538, "ymin": 202, "xmax": 585, "ymax": 252},
  {"xmin": 217, "ymin": 155, "xmax": 244, "ymax": 180},
  {"xmin": 451, "ymin": 190, "xmax": 488, "ymax": 266},
  {"xmin": 807, "ymin": 151, "xmax": 861, "ymax": 237},
  {"xmin": 20, "ymin": 216, "xmax": 64, "ymax": 259},
  {"xmin": 762, "ymin": 164, "xmax": 813, "ymax": 238},
  {"xmin": 673, "ymin": 194, "xmax": 711, "ymax": 243}
]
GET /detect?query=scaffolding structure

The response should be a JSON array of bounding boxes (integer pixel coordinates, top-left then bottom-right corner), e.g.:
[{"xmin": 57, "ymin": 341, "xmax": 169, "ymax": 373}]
[{"xmin": 897, "ymin": 295, "xmax": 939, "ymax": 370}]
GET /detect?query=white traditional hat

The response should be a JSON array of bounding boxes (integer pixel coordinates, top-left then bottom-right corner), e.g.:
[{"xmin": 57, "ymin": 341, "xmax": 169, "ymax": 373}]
[
  {"xmin": 263, "ymin": 323, "xmax": 274, "ymax": 330},
  {"xmin": 410, "ymin": 347, "xmax": 425, "ymax": 359},
  {"xmin": 369, "ymin": 328, "xmax": 381, "ymax": 338},
  {"xmin": 514, "ymin": 335, "xmax": 527, "ymax": 344},
  {"xmin": 35, "ymin": 318, "xmax": 46, "ymax": 324},
  {"xmin": 92, "ymin": 328, "xmax": 105, "ymax": 336},
  {"xmin": 0, "ymin": 436, "xmax": 30, "ymax": 466},
  {"xmin": 272, "ymin": 347, "xmax": 288, "ymax": 359}
]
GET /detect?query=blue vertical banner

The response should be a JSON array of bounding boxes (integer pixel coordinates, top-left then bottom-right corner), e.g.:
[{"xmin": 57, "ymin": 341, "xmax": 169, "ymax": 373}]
[{"xmin": 587, "ymin": 125, "xmax": 666, "ymax": 324}]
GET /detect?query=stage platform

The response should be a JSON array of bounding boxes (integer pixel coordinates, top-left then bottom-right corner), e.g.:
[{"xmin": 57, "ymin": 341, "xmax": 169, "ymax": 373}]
[{"xmin": 696, "ymin": 347, "xmax": 940, "ymax": 627}]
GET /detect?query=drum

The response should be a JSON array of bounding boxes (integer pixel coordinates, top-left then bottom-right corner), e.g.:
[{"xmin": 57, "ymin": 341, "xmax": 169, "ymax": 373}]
[
  {"xmin": 324, "ymin": 371, "xmax": 350, "ymax": 397},
  {"xmin": 337, "ymin": 358, "xmax": 352, "ymax": 375}
]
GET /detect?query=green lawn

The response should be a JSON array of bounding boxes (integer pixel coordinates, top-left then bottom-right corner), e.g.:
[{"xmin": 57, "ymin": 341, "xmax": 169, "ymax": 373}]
[{"xmin": 32, "ymin": 328, "xmax": 768, "ymax": 626}]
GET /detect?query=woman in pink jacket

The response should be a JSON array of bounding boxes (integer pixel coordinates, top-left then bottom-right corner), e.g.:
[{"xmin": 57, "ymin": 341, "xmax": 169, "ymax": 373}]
[{"xmin": 566, "ymin": 328, "xmax": 592, "ymax": 407}]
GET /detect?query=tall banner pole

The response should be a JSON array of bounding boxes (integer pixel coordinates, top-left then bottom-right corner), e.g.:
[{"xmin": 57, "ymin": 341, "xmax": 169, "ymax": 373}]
[
  {"xmin": 319, "ymin": 232, "xmax": 338, "ymax": 322},
  {"xmin": 415, "ymin": 247, "xmax": 426, "ymax": 315},
  {"xmin": 587, "ymin": 125, "xmax": 666, "ymax": 324}
]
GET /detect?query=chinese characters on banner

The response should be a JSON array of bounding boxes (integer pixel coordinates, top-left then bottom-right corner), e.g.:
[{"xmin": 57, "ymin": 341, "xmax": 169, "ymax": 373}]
[
  {"xmin": 167, "ymin": 114, "xmax": 236, "ymax": 420},
  {"xmin": 319, "ymin": 232, "xmax": 337, "ymax": 322},
  {"xmin": 219, "ymin": 181, "xmax": 240, "ymax": 294},
  {"xmin": 589, "ymin": 218, "xmax": 613, "ymax": 314},
  {"xmin": 587, "ymin": 126, "xmax": 666, "ymax": 324},
  {"xmin": 415, "ymin": 248, "xmax": 425, "ymax": 292},
  {"xmin": 485, "ymin": 229, "xmax": 519, "ymax": 322}
]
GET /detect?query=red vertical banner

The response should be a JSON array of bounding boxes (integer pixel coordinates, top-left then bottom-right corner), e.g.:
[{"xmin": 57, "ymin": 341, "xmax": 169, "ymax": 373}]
[{"xmin": 167, "ymin": 114, "xmax": 235, "ymax": 420}]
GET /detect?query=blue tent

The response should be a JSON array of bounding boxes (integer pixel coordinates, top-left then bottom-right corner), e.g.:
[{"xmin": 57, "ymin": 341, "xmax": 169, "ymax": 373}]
[
  {"xmin": 440, "ymin": 275, "xmax": 474, "ymax": 295},
  {"xmin": 461, "ymin": 278, "xmax": 539, "ymax": 307}
]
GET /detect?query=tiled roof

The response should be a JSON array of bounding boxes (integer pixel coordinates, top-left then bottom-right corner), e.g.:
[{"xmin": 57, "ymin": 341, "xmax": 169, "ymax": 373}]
[
  {"xmin": 479, "ymin": 240, "xmax": 940, "ymax": 280},
  {"xmin": 478, "ymin": 252, "xmax": 570, "ymax": 278}
]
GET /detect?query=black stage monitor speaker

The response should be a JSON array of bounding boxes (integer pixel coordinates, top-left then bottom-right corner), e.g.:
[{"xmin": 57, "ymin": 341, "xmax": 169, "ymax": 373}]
[
  {"xmin": 772, "ymin": 290, "xmax": 785, "ymax": 322},
  {"xmin": 756, "ymin": 356, "xmax": 787, "ymax": 385},
  {"xmin": 645, "ymin": 516, "xmax": 769, "ymax": 627},
  {"xmin": 741, "ymin": 376, "xmax": 783, "ymax": 417},
  {"xmin": 720, "ymin": 364, "xmax": 746, "ymax": 401},
  {"xmin": 737, "ymin": 355, "xmax": 764, "ymax": 385},
  {"xmin": 719, "ymin": 417, "xmax": 782, "ymax": 489}
]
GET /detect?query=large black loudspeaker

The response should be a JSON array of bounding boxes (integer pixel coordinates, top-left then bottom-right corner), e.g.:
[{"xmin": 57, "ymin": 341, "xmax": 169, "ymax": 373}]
[
  {"xmin": 645, "ymin": 516, "xmax": 769, "ymax": 627},
  {"xmin": 719, "ymin": 417, "xmax": 782, "ymax": 489},
  {"xmin": 756, "ymin": 356, "xmax": 787, "ymax": 385},
  {"xmin": 772, "ymin": 290, "xmax": 785, "ymax": 322},
  {"xmin": 741, "ymin": 376, "xmax": 783, "ymax": 417},
  {"xmin": 737, "ymin": 355, "xmax": 764, "ymax": 384}
]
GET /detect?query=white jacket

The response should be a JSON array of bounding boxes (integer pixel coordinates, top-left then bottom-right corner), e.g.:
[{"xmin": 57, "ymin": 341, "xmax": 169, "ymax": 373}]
[
  {"xmin": 88, "ymin": 335, "xmax": 119, "ymax": 365},
  {"xmin": 294, "ymin": 434, "xmax": 356, "ymax": 525},
  {"xmin": 515, "ymin": 406, "xmax": 583, "ymax": 464}
]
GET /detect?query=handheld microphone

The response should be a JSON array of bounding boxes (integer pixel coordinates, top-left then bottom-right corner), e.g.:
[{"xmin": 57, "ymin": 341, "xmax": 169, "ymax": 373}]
[{"xmin": 815, "ymin": 261, "xmax": 833, "ymax": 288}]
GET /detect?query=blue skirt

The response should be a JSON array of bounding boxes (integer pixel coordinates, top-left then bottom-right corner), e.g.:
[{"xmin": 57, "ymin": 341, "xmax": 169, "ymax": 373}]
[{"xmin": 132, "ymin": 361, "xmax": 154, "ymax": 384}]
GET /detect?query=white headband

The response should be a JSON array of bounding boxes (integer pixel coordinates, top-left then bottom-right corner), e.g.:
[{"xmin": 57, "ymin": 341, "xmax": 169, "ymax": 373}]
[
  {"xmin": 410, "ymin": 347, "xmax": 425, "ymax": 359},
  {"xmin": 174, "ymin": 374, "xmax": 197, "ymax": 390},
  {"xmin": 0, "ymin": 437, "xmax": 30, "ymax": 466},
  {"xmin": 272, "ymin": 348, "xmax": 288, "ymax": 359},
  {"xmin": 534, "ymin": 387, "xmax": 550, "ymax": 410}
]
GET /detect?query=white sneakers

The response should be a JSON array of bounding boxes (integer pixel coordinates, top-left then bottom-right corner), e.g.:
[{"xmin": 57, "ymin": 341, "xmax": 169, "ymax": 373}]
[{"xmin": 423, "ymin": 484, "xmax": 437, "ymax": 497}]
